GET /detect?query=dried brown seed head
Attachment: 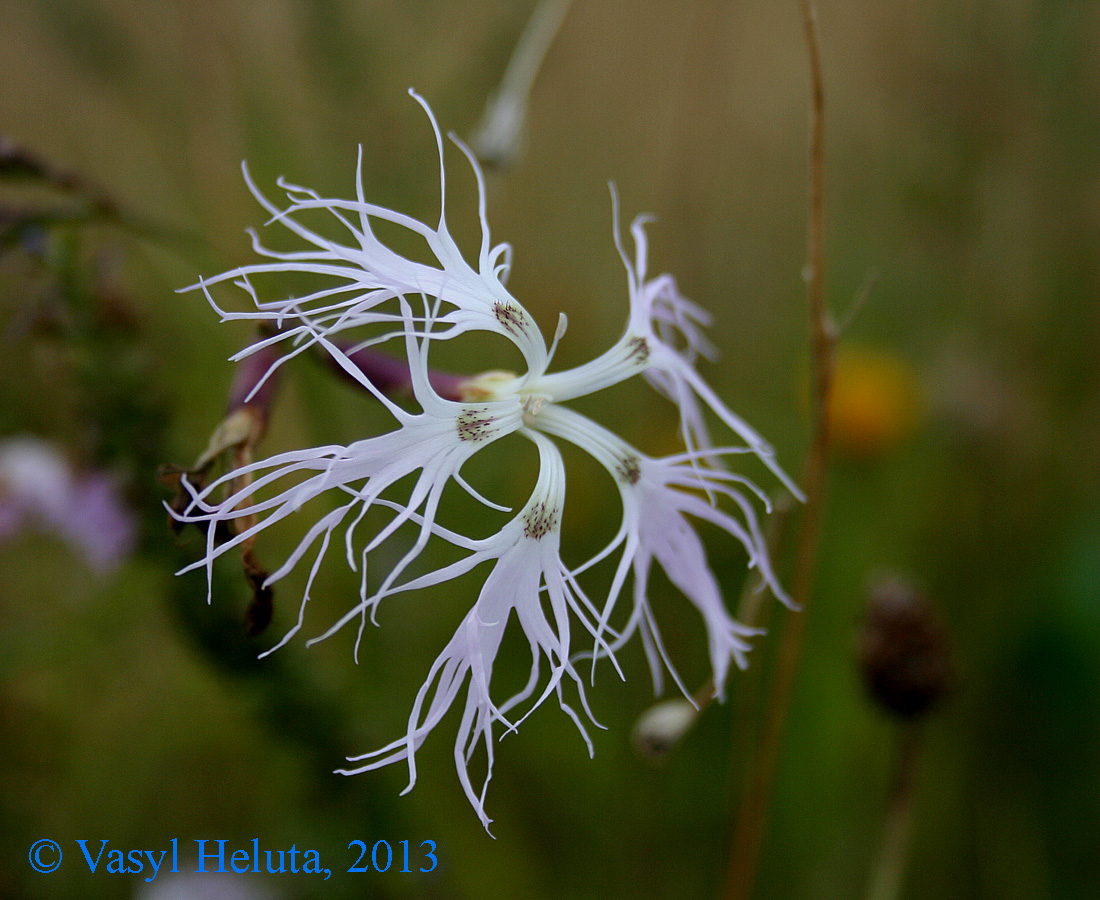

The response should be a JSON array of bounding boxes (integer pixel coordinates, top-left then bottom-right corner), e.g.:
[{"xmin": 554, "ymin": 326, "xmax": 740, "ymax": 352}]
[{"xmin": 858, "ymin": 577, "xmax": 955, "ymax": 719}]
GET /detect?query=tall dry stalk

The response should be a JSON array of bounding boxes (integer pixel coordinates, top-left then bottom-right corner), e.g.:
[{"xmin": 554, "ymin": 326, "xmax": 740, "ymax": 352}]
[{"xmin": 722, "ymin": 1, "xmax": 837, "ymax": 897}]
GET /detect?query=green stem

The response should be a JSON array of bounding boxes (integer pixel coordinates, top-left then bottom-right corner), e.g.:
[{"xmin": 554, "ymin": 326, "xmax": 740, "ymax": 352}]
[{"xmin": 866, "ymin": 723, "xmax": 923, "ymax": 900}]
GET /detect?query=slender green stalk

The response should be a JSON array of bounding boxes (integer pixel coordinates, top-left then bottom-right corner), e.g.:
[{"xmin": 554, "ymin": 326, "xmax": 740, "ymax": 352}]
[{"xmin": 866, "ymin": 724, "xmax": 924, "ymax": 900}]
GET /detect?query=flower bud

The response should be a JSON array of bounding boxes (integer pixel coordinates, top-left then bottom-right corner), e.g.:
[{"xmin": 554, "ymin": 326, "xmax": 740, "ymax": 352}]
[{"xmin": 631, "ymin": 698, "xmax": 699, "ymax": 760}]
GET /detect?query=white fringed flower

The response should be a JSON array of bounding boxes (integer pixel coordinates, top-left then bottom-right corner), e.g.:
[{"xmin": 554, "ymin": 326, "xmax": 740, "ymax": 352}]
[
  {"xmin": 335, "ymin": 431, "xmax": 606, "ymax": 830},
  {"xmin": 534, "ymin": 403, "xmax": 784, "ymax": 701},
  {"xmin": 176, "ymin": 90, "xmax": 800, "ymax": 831}
]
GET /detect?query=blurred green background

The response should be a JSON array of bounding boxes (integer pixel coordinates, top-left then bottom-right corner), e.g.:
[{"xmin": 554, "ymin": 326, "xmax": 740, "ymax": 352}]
[{"xmin": 1, "ymin": 0, "xmax": 1098, "ymax": 898}]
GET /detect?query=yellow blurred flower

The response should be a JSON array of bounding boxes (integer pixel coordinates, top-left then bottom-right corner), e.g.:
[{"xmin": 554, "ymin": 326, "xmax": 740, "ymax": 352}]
[{"xmin": 827, "ymin": 347, "xmax": 920, "ymax": 459}]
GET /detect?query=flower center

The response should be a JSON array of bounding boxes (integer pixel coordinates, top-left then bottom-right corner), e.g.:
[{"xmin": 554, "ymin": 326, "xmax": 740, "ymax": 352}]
[
  {"xmin": 521, "ymin": 394, "xmax": 549, "ymax": 425},
  {"xmin": 456, "ymin": 369, "xmax": 518, "ymax": 402}
]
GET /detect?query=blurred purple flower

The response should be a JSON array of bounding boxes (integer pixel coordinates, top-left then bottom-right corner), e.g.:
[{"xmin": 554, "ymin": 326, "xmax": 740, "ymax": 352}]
[
  {"xmin": 136, "ymin": 872, "xmax": 279, "ymax": 900},
  {"xmin": 0, "ymin": 436, "xmax": 135, "ymax": 573}
]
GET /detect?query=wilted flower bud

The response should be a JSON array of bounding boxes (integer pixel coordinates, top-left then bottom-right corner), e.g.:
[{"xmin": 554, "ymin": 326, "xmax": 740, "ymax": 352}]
[
  {"xmin": 858, "ymin": 577, "xmax": 954, "ymax": 719},
  {"xmin": 161, "ymin": 336, "xmax": 284, "ymax": 633},
  {"xmin": 631, "ymin": 698, "xmax": 699, "ymax": 760}
]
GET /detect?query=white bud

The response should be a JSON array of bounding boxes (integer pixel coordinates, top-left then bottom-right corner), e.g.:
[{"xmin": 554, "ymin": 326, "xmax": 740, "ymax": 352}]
[{"xmin": 631, "ymin": 698, "xmax": 699, "ymax": 760}]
